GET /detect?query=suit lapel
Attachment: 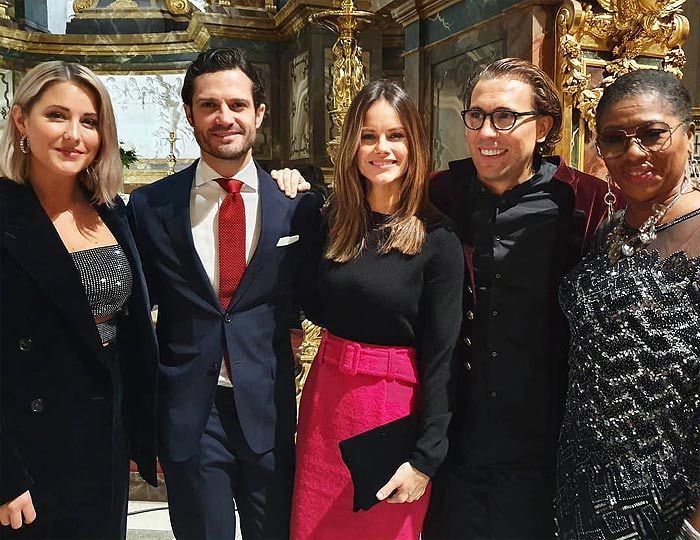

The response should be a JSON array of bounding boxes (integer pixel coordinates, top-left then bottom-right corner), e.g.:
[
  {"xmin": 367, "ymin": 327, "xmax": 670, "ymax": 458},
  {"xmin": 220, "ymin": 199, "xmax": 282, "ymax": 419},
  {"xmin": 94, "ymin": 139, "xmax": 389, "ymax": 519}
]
[
  {"xmin": 227, "ymin": 164, "xmax": 286, "ymax": 311},
  {"xmin": 161, "ymin": 162, "xmax": 220, "ymax": 309},
  {"xmin": 2, "ymin": 185, "xmax": 103, "ymax": 357}
]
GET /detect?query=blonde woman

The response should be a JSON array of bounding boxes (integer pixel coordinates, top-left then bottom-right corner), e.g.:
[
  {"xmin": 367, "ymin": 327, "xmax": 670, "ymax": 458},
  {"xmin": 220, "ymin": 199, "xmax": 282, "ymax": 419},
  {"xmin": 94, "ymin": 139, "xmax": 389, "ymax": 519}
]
[
  {"xmin": 0, "ymin": 61, "xmax": 158, "ymax": 539},
  {"xmin": 291, "ymin": 80, "xmax": 464, "ymax": 539}
]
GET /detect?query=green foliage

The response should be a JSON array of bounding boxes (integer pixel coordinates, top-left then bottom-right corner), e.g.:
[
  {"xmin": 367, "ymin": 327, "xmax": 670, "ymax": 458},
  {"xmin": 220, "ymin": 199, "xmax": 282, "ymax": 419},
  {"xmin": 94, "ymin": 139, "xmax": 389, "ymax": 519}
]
[{"xmin": 119, "ymin": 142, "xmax": 138, "ymax": 169}]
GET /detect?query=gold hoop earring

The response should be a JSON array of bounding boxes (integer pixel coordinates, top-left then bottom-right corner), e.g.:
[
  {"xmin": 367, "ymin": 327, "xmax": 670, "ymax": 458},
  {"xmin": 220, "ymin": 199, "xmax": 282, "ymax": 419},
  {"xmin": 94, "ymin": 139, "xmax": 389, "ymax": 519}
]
[{"xmin": 19, "ymin": 135, "xmax": 29, "ymax": 154}]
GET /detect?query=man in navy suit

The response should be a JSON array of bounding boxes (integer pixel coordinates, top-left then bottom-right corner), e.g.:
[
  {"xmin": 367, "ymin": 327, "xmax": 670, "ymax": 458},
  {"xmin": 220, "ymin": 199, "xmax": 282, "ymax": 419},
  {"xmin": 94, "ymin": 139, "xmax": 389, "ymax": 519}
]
[{"xmin": 127, "ymin": 48, "xmax": 321, "ymax": 540}]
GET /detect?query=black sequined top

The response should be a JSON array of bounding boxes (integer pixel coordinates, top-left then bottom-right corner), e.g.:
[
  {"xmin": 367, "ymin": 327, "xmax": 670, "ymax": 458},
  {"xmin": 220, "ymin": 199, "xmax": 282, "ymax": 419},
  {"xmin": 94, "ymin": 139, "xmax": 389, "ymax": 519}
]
[
  {"xmin": 70, "ymin": 244, "xmax": 133, "ymax": 343},
  {"xmin": 556, "ymin": 209, "xmax": 700, "ymax": 539}
]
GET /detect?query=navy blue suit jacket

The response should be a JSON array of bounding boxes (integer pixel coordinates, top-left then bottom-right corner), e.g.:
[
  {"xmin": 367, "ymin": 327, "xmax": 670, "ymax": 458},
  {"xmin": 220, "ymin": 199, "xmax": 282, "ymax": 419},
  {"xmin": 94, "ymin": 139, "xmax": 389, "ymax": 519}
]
[{"xmin": 127, "ymin": 160, "xmax": 321, "ymax": 461}]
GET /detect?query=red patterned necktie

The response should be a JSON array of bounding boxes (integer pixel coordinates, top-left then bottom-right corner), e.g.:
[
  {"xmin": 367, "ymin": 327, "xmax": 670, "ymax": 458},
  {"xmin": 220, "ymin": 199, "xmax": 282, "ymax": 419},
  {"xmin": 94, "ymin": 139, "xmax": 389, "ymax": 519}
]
[{"xmin": 215, "ymin": 178, "xmax": 246, "ymax": 310}]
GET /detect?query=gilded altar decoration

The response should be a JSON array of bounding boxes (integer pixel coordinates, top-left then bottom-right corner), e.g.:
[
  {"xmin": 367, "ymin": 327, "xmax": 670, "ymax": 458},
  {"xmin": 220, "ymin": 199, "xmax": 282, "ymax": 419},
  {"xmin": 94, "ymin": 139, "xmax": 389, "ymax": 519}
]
[
  {"xmin": 295, "ymin": 319, "xmax": 323, "ymax": 407},
  {"xmin": 165, "ymin": 0, "xmax": 192, "ymax": 15},
  {"xmin": 107, "ymin": 0, "xmax": 139, "ymax": 9},
  {"xmin": 556, "ymin": 0, "xmax": 689, "ymax": 165},
  {"xmin": 73, "ymin": 0, "xmax": 96, "ymax": 14},
  {"xmin": 309, "ymin": 0, "xmax": 375, "ymax": 162}
]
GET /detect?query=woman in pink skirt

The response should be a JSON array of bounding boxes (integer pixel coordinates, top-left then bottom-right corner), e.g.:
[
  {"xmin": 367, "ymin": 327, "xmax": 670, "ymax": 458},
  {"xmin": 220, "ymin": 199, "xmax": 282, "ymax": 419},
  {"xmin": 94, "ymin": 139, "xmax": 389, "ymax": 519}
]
[{"xmin": 291, "ymin": 80, "xmax": 464, "ymax": 539}]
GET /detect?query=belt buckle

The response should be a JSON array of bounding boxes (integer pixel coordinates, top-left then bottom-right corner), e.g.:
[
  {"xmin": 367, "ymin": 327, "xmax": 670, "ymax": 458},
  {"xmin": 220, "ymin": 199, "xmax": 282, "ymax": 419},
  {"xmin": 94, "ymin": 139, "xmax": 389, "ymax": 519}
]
[{"xmin": 339, "ymin": 342, "xmax": 360, "ymax": 376}]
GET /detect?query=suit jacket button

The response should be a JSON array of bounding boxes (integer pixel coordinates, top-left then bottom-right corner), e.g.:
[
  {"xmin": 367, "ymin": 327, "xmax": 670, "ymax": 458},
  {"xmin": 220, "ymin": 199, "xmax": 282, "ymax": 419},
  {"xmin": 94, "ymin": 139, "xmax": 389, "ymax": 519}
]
[
  {"xmin": 224, "ymin": 314, "xmax": 232, "ymax": 323},
  {"xmin": 30, "ymin": 398, "xmax": 44, "ymax": 413},
  {"xmin": 19, "ymin": 338, "xmax": 32, "ymax": 352},
  {"xmin": 207, "ymin": 363, "xmax": 220, "ymax": 375}
]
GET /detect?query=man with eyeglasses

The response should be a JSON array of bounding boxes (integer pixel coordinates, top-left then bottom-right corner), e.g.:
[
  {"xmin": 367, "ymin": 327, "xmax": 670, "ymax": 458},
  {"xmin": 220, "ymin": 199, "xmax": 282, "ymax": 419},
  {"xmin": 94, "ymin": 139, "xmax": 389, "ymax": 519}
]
[{"xmin": 421, "ymin": 58, "xmax": 614, "ymax": 539}]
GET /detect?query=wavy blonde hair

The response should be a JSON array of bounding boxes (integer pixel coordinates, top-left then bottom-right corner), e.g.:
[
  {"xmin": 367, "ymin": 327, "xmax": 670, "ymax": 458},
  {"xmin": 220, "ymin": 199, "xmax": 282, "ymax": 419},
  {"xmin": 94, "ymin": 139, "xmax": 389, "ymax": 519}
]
[
  {"xmin": 0, "ymin": 61, "xmax": 122, "ymax": 205},
  {"xmin": 326, "ymin": 80, "xmax": 436, "ymax": 262}
]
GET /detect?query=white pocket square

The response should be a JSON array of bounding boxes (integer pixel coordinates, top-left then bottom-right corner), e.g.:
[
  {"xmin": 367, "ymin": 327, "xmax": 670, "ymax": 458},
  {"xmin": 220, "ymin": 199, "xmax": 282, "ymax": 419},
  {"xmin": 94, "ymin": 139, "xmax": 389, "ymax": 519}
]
[{"xmin": 276, "ymin": 235, "xmax": 300, "ymax": 247}]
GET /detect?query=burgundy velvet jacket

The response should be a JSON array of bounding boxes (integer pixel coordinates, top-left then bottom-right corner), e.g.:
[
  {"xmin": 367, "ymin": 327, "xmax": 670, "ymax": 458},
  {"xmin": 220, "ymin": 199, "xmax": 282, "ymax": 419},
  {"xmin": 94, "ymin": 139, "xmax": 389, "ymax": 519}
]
[
  {"xmin": 430, "ymin": 156, "xmax": 612, "ymax": 302},
  {"xmin": 428, "ymin": 155, "xmax": 617, "ymax": 468}
]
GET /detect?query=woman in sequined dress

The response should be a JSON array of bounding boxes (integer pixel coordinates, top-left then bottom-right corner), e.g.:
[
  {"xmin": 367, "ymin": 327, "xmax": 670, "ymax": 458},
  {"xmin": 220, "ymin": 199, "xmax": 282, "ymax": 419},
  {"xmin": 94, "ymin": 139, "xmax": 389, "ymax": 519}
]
[
  {"xmin": 0, "ymin": 62, "xmax": 158, "ymax": 539},
  {"xmin": 556, "ymin": 70, "xmax": 700, "ymax": 539}
]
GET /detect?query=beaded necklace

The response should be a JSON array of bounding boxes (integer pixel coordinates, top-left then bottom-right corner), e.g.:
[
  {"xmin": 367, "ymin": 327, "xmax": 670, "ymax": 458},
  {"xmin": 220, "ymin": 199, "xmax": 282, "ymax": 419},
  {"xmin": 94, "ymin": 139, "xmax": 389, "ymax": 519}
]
[{"xmin": 608, "ymin": 178, "xmax": 692, "ymax": 264}]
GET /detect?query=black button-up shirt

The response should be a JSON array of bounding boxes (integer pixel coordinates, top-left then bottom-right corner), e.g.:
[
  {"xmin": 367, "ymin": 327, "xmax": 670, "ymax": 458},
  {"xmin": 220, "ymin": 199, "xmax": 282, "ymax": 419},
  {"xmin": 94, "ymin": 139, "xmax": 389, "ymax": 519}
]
[{"xmin": 455, "ymin": 160, "xmax": 576, "ymax": 468}]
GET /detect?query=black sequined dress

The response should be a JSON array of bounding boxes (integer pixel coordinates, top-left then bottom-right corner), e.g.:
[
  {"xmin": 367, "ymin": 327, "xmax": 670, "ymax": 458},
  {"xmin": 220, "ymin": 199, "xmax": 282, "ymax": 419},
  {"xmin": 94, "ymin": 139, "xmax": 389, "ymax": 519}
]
[{"xmin": 557, "ymin": 209, "xmax": 700, "ymax": 539}]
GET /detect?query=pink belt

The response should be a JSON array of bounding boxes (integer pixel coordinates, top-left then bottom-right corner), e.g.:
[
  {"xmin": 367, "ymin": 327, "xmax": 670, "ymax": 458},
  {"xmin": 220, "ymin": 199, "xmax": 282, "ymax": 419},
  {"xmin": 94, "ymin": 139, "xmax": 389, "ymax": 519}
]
[{"xmin": 317, "ymin": 330, "xmax": 419, "ymax": 385}]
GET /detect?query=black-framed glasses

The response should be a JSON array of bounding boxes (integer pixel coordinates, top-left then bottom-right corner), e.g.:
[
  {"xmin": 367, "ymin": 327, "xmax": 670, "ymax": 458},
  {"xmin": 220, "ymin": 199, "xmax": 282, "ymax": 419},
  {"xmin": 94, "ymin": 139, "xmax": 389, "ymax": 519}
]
[
  {"xmin": 460, "ymin": 108, "xmax": 540, "ymax": 131},
  {"xmin": 596, "ymin": 121, "xmax": 687, "ymax": 159}
]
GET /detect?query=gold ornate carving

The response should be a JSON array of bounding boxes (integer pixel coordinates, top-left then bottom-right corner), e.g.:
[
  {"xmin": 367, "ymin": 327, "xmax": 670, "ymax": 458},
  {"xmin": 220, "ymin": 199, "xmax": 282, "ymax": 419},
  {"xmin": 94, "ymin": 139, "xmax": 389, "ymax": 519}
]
[
  {"xmin": 557, "ymin": 0, "xmax": 689, "ymax": 142},
  {"xmin": 0, "ymin": 1, "xmax": 11, "ymax": 21},
  {"xmin": 265, "ymin": 0, "xmax": 277, "ymax": 14},
  {"xmin": 73, "ymin": 0, "xmax": 96, "ymax": 13},
  {"xmin": 295, "ymin": 320, "xmax": 322, "ymax": 406},
  {"xmin": 309, "ymin": 0, "xmax": 375, "ymax": 162},
  {"xmin": 106, "ymin": 0, "xmax": 139, "ymax": 9},
  {"xmin": 165, "ymin": 0, "xmax": 191, "ymax": 15}
]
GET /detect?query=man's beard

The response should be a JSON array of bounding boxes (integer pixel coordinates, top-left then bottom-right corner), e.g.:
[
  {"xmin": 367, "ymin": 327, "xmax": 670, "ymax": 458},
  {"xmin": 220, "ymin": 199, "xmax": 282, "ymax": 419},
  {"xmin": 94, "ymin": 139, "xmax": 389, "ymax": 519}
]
[{"xmin": 194, "ymin": 126, "xmax": 257, "ymax": 162}]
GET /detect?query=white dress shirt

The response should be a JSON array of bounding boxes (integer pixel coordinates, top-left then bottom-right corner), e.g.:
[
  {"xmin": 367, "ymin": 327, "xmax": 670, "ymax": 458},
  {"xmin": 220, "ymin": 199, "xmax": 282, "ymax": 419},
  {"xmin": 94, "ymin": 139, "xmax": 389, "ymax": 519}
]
[{"xmin": 190, "ymin": 157, "xmax": 262, "ymax": 387}]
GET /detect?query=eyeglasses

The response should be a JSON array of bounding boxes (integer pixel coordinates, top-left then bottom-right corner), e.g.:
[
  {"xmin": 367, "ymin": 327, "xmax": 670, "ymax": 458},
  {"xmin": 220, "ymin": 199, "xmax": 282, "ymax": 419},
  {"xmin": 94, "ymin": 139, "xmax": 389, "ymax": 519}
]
[
  {"xmin": 596, "ymin": 121, "xmax": 687, "ymax": 159},
  {"xmin": 460, "ymin": 108, "xmax": 540, "ymax": 131}
]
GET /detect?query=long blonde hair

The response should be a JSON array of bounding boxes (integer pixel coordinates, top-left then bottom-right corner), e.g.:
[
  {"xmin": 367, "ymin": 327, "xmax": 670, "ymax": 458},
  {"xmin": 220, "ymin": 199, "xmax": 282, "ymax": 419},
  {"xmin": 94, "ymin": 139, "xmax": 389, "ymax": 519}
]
[
  {"xmin": 0, "ymin": 61, "xmax": 122, "ymax": 205},
  {"xmin": 327, "ymin": 80, "xmax": 435, "ymax": 262}
]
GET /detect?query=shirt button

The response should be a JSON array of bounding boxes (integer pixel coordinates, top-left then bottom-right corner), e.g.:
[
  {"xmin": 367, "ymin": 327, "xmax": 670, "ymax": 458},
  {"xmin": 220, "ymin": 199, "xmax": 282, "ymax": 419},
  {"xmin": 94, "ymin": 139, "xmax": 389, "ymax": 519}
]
[
  {"xmin": 490, "ymin": 391, "xmax": 497, "ymax": 398},
  {"xmin": 491, "ymin": 351, "xmax": 498, "ymax": 358},
  {"xmin": 466, "ymin": 311, "xmax": 474, "ymax": 320},
  {"xmin": 30, "ymin": 398, "xmax": 44, "ymax": 413},
  {"xmin": 463, "ymin": 337, "xmax": 472, "ymax": 346},
  {"xmin": 495, "ymin": 273, "xmax": 501, "ymax": 279},
  {"xmin": 224, "ymin": 314, "xmax": 232, "ymax": 323},
  {"xmin": 464, "ymin": 361, "xmax": 472, "ymax": 370},
  {"xmin": 19, "ymin": 338, "xmax": 32, "ymax": 352},
  {"xmin": 494, "ymin": 236, "xmax": 501, "ymax": 242}
]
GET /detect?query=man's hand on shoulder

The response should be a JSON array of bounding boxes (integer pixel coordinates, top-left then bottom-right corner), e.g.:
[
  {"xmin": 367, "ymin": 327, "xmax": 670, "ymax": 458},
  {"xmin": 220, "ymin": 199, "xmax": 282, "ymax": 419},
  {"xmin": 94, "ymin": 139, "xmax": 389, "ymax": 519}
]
[{"xmin": 270, "ymin": 168, "xmax": 311, "ymax": 199}]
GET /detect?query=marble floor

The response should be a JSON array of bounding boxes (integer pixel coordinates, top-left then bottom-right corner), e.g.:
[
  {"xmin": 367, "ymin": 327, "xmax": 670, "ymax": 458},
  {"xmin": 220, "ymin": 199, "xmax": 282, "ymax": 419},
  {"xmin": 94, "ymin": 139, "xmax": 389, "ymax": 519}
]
[{"xmin": 126, "ymin": 501, "xmax": 242, "ymax": 540}]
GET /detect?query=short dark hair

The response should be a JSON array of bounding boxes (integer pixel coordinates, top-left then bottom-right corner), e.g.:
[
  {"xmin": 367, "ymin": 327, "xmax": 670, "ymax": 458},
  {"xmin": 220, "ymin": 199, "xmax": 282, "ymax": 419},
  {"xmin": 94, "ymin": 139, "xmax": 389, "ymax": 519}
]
[
  {"xmin": 596, "ymin": 69, "xmax": 693, "ymax": 126},
  {"xmin": 466, "ymin": 58, "xmax": 562, "ymax": 155},
  {"xmin": 181, "ymin": 47, "xmax": 265, "ymax": 108}
]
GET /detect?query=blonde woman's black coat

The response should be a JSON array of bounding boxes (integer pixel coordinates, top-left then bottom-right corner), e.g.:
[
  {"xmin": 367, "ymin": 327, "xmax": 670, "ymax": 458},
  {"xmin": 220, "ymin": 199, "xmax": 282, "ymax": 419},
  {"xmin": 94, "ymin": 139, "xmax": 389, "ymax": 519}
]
[{"xmin": 0, "ymin": 180, "xmax": 158, "ymax": 523}]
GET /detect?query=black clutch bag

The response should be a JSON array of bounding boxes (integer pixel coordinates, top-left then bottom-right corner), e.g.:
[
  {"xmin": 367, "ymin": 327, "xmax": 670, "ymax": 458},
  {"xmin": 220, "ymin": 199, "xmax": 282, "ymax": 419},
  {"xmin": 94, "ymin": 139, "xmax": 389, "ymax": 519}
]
[{"xmin": 338, "ymin": 414, "xmax": 418, "ymax": 512}]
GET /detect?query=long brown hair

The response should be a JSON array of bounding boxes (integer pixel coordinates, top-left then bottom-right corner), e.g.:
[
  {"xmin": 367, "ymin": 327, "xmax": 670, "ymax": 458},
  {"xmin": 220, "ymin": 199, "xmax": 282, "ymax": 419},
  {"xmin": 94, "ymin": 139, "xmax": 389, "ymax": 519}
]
[{"xmin": 326, "ymin": 80, "xmax": 435, "ymax": 262}]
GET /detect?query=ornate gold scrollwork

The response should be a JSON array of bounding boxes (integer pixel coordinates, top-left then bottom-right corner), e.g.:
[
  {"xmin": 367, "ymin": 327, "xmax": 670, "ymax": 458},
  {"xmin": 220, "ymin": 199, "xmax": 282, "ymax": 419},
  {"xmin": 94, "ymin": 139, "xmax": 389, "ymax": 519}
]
[
  {"xmin": 73, "ymin": 0, "xmax": 97, "ymax": 14},
  {"xmin": 295, "ymin": 319, "xmax": 323, "ymax": 407},
  {"xmin": 165, "ymin": 0, "xmax": 191, "ymax": 15},
  {"xmin": 106, "ymin": 0, "xmax": 139, "ymax": 9},
  {"xmin": 557, "ymin": 0, "xmax": 689, "ymax": 138}
]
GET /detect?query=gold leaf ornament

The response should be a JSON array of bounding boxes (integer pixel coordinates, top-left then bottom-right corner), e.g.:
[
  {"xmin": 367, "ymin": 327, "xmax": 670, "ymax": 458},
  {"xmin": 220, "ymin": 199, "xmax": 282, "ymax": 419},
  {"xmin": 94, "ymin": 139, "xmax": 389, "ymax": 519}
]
[
  {"xmin": 165, "ymin": 0, "xmax": 191, "ymax": 15},
  {"xmin": 73, "ymin": 0, "xmax": 96, "ymax": 13}
]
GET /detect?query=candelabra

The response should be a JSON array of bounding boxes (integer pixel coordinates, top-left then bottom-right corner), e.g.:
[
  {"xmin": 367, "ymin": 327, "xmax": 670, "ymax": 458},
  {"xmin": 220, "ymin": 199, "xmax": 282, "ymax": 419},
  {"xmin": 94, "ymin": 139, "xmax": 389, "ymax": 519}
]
[
  {"xmin": 166, "ymin": 131, "xmax": 177, "ymax": 174},
  {"xmin": 309, "ymin": 0, "xmax": 375, "ymax": 162}
]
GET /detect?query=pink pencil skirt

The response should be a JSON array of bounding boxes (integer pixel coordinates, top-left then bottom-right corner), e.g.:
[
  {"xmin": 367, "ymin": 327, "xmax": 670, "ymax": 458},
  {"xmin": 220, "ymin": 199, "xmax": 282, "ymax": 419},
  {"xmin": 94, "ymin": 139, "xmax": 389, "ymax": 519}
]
[{"xmin": 291, "ymin": 330, "xmax": 430, "ymax": 540}]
